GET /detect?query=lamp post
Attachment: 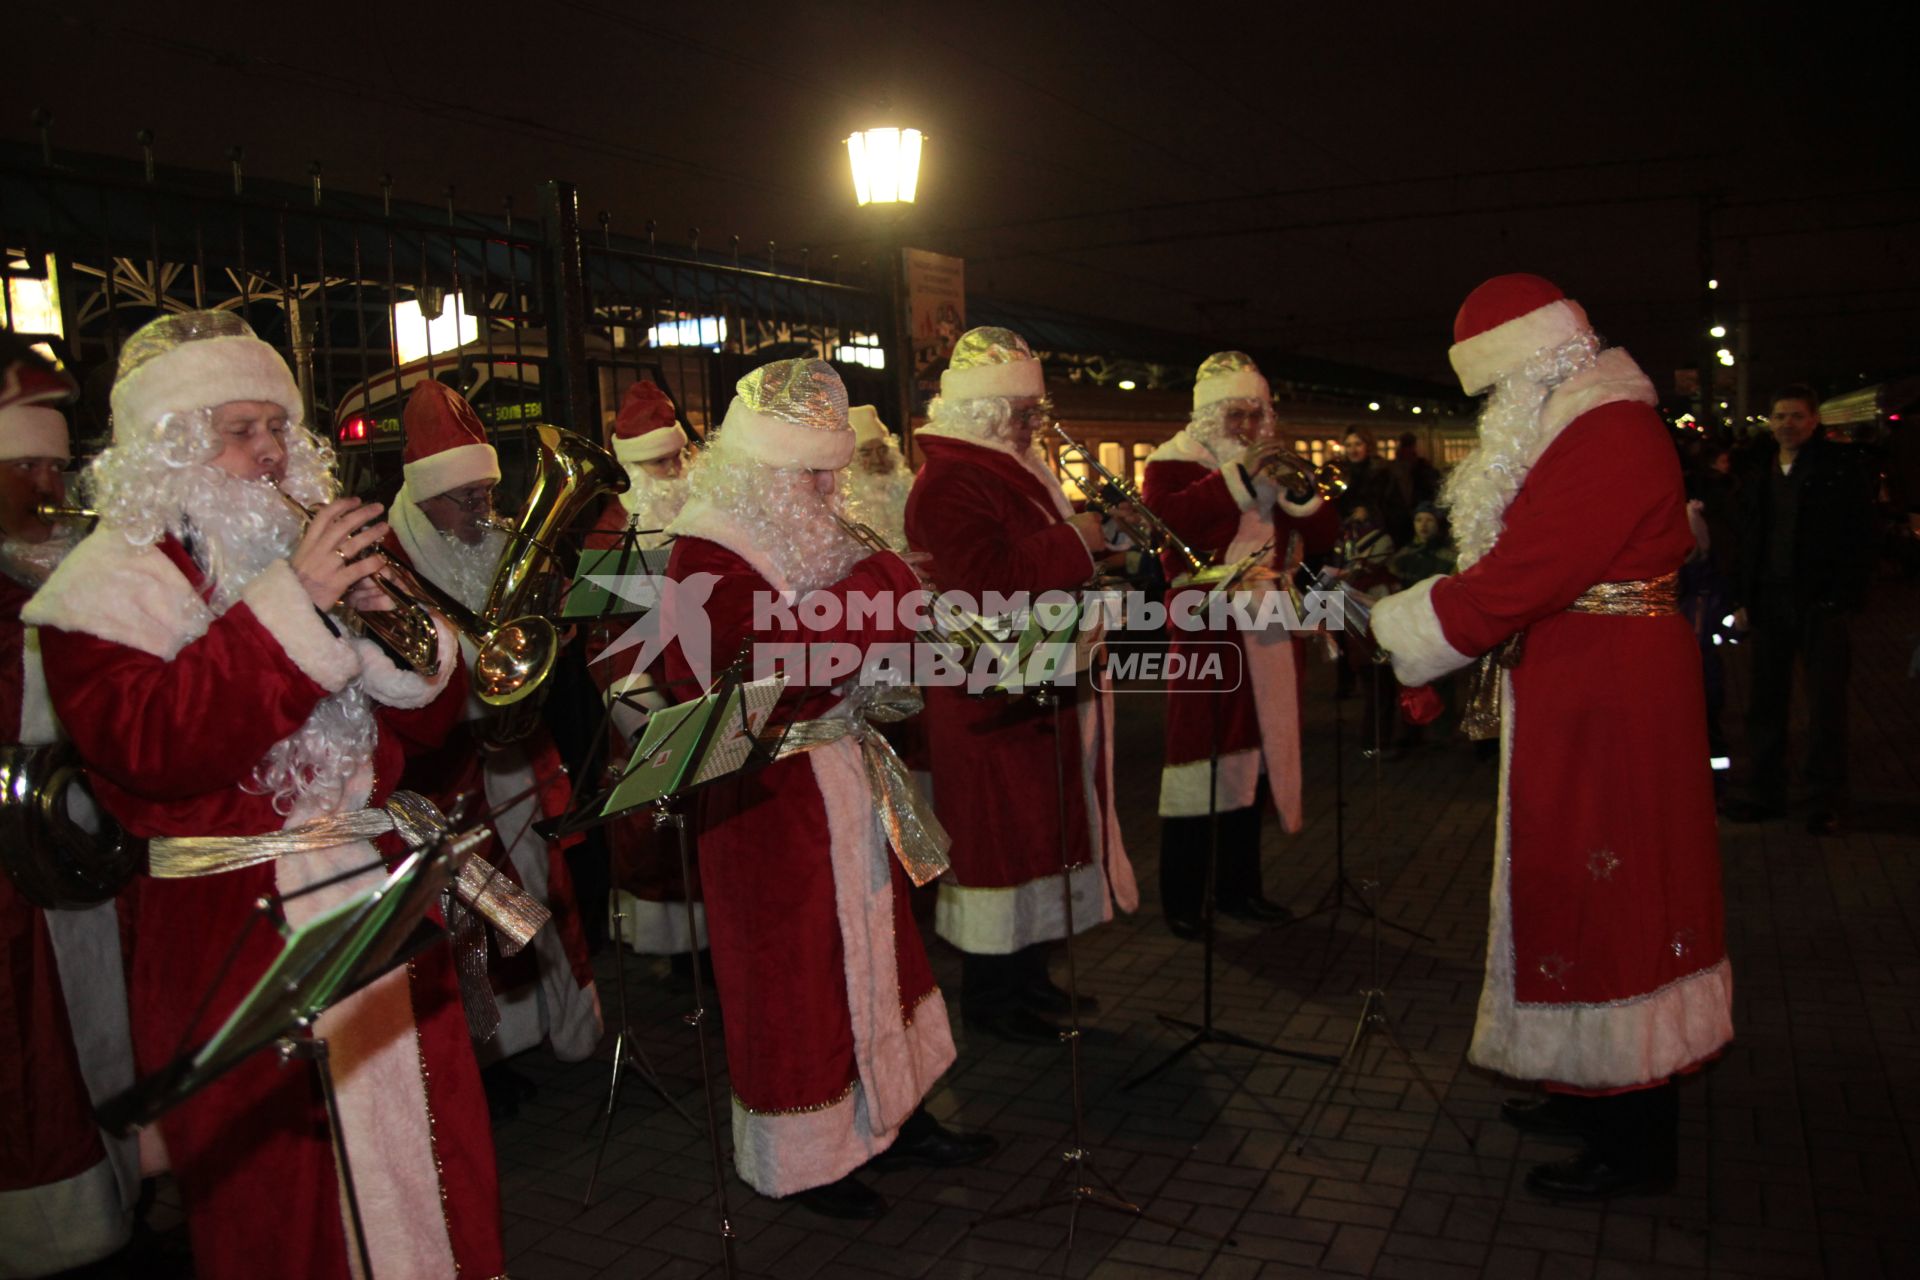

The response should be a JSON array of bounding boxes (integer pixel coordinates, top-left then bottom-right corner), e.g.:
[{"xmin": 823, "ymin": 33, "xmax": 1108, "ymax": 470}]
[{"xmin": 845, "ymin": 127, "xmax": 923, "ymax": 449}]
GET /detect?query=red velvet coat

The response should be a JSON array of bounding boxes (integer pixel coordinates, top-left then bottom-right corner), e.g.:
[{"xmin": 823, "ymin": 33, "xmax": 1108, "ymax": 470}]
[
  {"xmin": 903, "ymin": 431, "xmax": 1133, "ymax": 954},
  {"xmin": 582, "ymin": 498, "xmax": 703, "ymax": 955},
  {"xmin": 1372, "ymin": 352, "xmax": 1732, "ymax": 1091},
  {"xmin": 0, "ymin": 572, "xmax": 138, "ymax": 1271},
  {"xmin": 28, "ymin": 532, "xmax": 503, "ymax": 1280},
  {"xmin": 1142, "ymin": 434, "xmax": 1338, "ymax": 826},
  {"xmin": 662, "ymin": 509, "xmax": 955, "ymax": 1197}
]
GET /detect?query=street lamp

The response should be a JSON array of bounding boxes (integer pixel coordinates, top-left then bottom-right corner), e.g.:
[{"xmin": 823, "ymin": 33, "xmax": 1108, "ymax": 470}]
[{"xmin": 845, "ymin": 128, "xmax": 924, "ymax": 205}]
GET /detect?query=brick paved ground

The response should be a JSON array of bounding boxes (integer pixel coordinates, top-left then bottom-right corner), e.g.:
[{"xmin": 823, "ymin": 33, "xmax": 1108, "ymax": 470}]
[{"xmin": 135, "ymin": 579, "xmax": 1920, "ymax": 1278}]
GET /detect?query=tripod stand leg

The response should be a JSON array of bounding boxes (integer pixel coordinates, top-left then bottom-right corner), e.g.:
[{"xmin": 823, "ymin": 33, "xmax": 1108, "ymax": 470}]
[
  {"xmin": 1284, "ymin": 991, "xmax": 1376, "ymax": 1155},
  {"xmin": 1367, "ymin": 996, "xmax": 1476, "ymax": 1149}
]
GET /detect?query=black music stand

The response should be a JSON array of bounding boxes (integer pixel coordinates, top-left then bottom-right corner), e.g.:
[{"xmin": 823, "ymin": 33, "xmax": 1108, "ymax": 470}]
[{"xmin": 97, "ymin": 834, "xmax": 477, "ymax": 1280}]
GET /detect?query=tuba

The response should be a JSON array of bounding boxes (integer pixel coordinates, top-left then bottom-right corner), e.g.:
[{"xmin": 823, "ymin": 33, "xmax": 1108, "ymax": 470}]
[{"xmin": 0, "ymin": 742, "xmax": 141, "ymax": 909}]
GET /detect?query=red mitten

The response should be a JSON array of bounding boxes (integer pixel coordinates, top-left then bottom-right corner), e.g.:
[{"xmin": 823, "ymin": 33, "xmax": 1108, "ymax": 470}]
[{"xmin": 1399, "ymin": 683, "xmax": 1443, "ymax": 725}]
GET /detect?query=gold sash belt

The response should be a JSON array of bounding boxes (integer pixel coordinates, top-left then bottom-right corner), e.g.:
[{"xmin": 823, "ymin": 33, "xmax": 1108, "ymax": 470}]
[
  {"xmin": 774, "ymin": 687, "xmax": 952, "ymax": 888},
  {"xmin": 1460, "ymin": 571, "xmax": 1681, "ymax": 742},
  {"xmin": 148, "ymin": 790, "xmax": 550, "ymax": 953}
]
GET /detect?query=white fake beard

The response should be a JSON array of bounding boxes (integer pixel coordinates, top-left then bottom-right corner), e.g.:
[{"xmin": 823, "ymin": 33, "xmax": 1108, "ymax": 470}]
[
  {"xmin": 432, "ymin": 527, "xmax": 509, "ymax": 613},
  {"xmin": 842, "ymin": 466, "xmax": 911, "ymax": 545},
  {"xmin": 680, "ymin": 449, "xmax": 867, "ymax": 594},
  {"xmin": 1441, "ymin": 333, "xmax": 1602, "ymax": 569},
  {"xmin": 0, "ymin": 525, "xmax": 80, "ymax": 588},
  {"xmin": 620, "ymin": 470, "xmax": 690, "ymax": 536}
]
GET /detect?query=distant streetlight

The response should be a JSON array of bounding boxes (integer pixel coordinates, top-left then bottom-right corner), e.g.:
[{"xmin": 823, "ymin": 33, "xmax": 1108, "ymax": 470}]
[
  {"xmin": 1709, "ymin": 324, "xmax": 1727, "ymax": 338},
  {"xmin": 1411, "ymin": 405, "xmax": 1422, "ymax": 415},
  {"xmin": 1716, "ymin": 348, "xmax": 1736, "ymax": 367},
  {"xmin": 1707, "ymin": 278, "xmax": 1719, "ymax": 290},
  {"xmin": 845, "ymin": 128, "xmax": 924, "ymax": 205},
  {"xmin": 1367, "ymin": 401, "xmax": 1380, "ymax": 412},
  {"xmin": 1117, "ymin": 379, "xmax": 1137, "ymax": 391}
]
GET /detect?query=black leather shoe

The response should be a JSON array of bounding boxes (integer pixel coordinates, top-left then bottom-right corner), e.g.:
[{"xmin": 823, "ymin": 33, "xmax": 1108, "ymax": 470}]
[
  {"xmin": 1806, "ymin": 810, "xmax": 1843, "ymax": 837},
  {"xmin": 867, "ymin": 1114, "xmax": 999, "ymax": 1171},
  {"xmin": 1525, "ymin": 1148, "xmax": 1673, "ymax": 1200},
  {"xmin": 1720, "ymin": 799, "xmax": 1785, "ymax": 823},
  {"xmin": 1217, "ymin": 895, "xmax": 1294, "ymax": 925},
  {"xmin": 1020, "ymin": 974, "xmax": 1098, "ymax": 1016},
  {"xmin": 1166, "ymin": 915, "xmax": 1204, "ymax": 941},
  {"xmin": 962, "ymin": 1005, "xmax": 1064, "ymax": 1046},
  {"xmin": 1499, "ymin": 1094, "xmax": 1581, "ymax": 1136},
  {"xmin": 792, "ymin": 1173, "xmax": 887, "ymax": 1219}
]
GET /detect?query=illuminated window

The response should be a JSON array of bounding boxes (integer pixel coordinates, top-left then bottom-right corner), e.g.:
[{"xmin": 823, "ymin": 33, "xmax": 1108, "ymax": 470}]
[
  {"xmin": 1132, "ymin": 441, "xmax": 1153, "ymax": 489},
  {"xmin": 647, "ymin": 314, "xmax": 727, "ymax": 349},
  {"xmin": 1098, "ymin": 441, "xmax": 1125, "ymax": 479},
  {"xmin": 836, "ymin": 331, "xmax": 885, "ymax": 369}
]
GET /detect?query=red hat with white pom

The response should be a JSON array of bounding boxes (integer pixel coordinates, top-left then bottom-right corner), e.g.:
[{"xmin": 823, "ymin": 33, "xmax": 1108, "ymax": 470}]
[
  {"xmin": 402, "ymin": 381, "xmax": 500, "ymax": 499},
  {"xmin": 613, "ymin": 379, "xmax": 690, "ymax": 464},
  {"xmin": 1448, "ymin": 273, "xmax": 1593, "ymax": 396},
  {"xmin": 0, "ymin": 339, "xmax": 75, "ymax": 462}
]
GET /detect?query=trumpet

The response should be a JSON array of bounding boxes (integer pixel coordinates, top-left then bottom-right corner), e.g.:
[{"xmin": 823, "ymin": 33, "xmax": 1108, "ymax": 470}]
[
  {"xmin": 1250, "ymin": 447, "xmax": 1347, "ymax": 503},
  {"xmin": 34, "ymin": 503, "xmax": 97, "ymax": 523},
  {"xmin": 1045, "ymin": 422, "xmax": 1206, "ymax": 576}
]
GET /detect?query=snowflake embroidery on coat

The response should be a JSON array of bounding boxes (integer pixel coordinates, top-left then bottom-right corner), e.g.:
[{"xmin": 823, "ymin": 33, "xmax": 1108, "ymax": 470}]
[
  {"xmin": 1588, "ymin": 847, "xmax": 1620, "ymax": 881},
  {"xmin": 1670, "ymin": 929, "xmax": 1697, "ymax": 960},
  {"xmin": 1536, "ymin": 954, "xmax": 1572, "ymax": 987}
]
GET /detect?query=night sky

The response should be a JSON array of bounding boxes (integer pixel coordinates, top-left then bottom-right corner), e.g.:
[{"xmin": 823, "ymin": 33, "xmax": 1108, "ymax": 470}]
[{"xmin": 8, "ymin": 0, "xmax": 1916, "ymax": 399}]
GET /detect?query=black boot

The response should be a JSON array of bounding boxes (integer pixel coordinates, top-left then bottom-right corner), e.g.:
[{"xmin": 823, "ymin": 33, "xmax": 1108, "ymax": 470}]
[
  {"xmin": 1014, "ymin": 943, "xmax": 1096, "ymax": 1016},
  {"xmin": 792, "ymin": 1173, "xmax": 887, "ymax": 1219},
  {"xmin": 1500, "ymin": 1092, "xmax": 1583, "ymax": 1137},
  {"xmin": 1525, "ymin": 1082, "xmax": 1677, "ymax": 1200},
  {"xmin": 867, "ymin": 1106, "xmax": 999, "ymax": 1171},
  {"xmin": 961, "ymin": 952, "xmax": 1062, "ymax": 1045},
  {"xmin": 1160, "ymin": 816, "xmax": 1206, "ymax": 938},
  {"xmin": 1214, "ymin": 806, "xmax": 1291, "ymax": 924}
]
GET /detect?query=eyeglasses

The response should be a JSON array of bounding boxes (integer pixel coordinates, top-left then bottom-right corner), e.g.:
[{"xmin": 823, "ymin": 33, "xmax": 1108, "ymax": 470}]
[
  {"xmin": 434, "ymin": 487, "xmax": 496, "ymax": 512},
  {"xmin": 1015, "ymin": 399, "xmax": 1056, "ymax": 427}
]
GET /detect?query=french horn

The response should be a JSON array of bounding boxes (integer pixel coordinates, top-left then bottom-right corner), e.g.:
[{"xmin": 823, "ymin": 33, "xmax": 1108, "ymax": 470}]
[{"xmin": 0, "ymin": 742, "xmax": 140, "ymax": 909}]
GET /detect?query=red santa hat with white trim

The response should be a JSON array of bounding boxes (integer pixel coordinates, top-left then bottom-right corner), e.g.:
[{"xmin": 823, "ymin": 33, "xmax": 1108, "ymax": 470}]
[
  {"xmin": 939, "ymin": 326, "xmax": 1045, "ymax": 402},
  {"xmin": 1192, "ymin": 351, "xmax": 1269, "ymax": 409},
  {"xmin": 0, "ymin": 336, "xmax": 76, "ymax": 462},
  {"xmin": 402, "ymin": 381, "xmax": 500, "ymax": 498},
  {"xmin": 613, "ymin": 378, "xmax": 690, "ymax": 464},
  {"xmin": 109, "ymin": 310, "xmax": 303, "ymax": 441},
  {"xmin": 711, "ymin": 357, "xmax": 853, "ymax": 470},
  {"xmin": 1448, "ymin": 273, "xmax": 1593, "ymax": 396}
]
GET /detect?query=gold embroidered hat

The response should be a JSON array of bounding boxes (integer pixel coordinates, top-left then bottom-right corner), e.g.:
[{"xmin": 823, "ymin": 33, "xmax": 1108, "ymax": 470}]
[
  {"xmin": 939, "ymin": 326, "xmax": 1044, "ymax": 402},
  {"xmin": 1193, "ymin": 351, "xmax": 1269, "ymax": 409},
  {"xmin": 110, "ymin": 310, "xmax": 302, "ymax": 442},
  {"xmin": 713, "ymin": 357, "xmax": 853, "ymax": 470}
]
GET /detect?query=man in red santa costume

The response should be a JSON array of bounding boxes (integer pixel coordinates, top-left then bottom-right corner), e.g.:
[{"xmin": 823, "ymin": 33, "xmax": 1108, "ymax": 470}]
[
  {"xmin": 26, "ymin": 311, "xmax": 504, "ymax": 1277},
  {"xmin": 664, "ymin": 357, "xmax": 993, "ymax": 1219},
  {"xmin": 584, "ymin": 379, "xmax": 704, "ymax": 962},
  {"xmin": 1371, "ymin": 274, "xmax": 1732, "ymax": 1198},
  {"xmin": 843, "ymin": 404, "xmax": 911, "ymax": 551},
  {"xmin": 0, "ymin": 334, "xmax": 139, "ymax": 1276},
  {"xmin": 904, "ymin": 326, "xmax": 1136, "ymax": 1045},
  {"xmin": 1142, "ymin": 351, "xmax": 1337, "ymax": 939},
  {"xmin": 389, "ymin": 381, "xmax": 602, "ymax": 1070}
]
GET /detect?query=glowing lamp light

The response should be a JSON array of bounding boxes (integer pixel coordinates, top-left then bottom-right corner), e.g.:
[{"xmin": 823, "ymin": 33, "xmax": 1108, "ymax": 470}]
[
  {"xmin": 846, "ymin": 128, "xmax": 924, "ymax": 205},
  {"xmin": 1707, "ymin": 278, "xmax": 1719, "ymax": 290},
  {"xmin": 1367, "ymin": 401, "xmax": 1381, "ymax": 412},
  {"xmin": 1117, "ymin": 379, "xmax": 1136, "ymax": 391},
  {"xmin": 1710, "ymin": 756, "xmax": 1731, "ymax": 770},
  {"xmin": 1709, "ymin": 324, "xmax": 1727, "ymax": 338},
  {"xmin": 1716, "ymin": 348, "xmax": 1736, "ymax": 367},
  {"xmin": 1411, "ymin": 406, "xmax": 1422, "ymax": 415},
  {"xmin": 392, "ymin": 296, "xmax": 478, "ymax": 366},
  {"xmin": 338, "ymin": 415, "xmax": 373, "ymax": 444}
]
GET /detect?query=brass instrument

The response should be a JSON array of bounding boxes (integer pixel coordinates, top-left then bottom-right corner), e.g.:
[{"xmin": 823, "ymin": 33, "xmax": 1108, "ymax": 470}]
[
  {"xmin": 834, "ymin": 515, "xmax": 1001, "ymax": 662},
  {"xmin": 1045, "ymin": 422, "xmax": 1206, "ymax": 576},
  {"xmin": 0, "ymin": 742, "xmax": 141, "ymax": 909},
  {"xmin": 280, "ymin": 491, "xmax": 451, "ymax": 680},
  {"xmin": 34, "ymin": 503, "xmax": 97, "ymax": 523},
  {"xmin": 1251, "ymin": 447, "xmax": 1347, "ymax": 503}
]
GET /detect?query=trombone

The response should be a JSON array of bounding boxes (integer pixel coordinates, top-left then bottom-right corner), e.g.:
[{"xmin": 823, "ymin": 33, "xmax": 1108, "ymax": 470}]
[
  {"xmin": 1045, "ymin": 422, "xmax": 1206, "ymax": 576},
  {"xmin": 1250, "ymin": 447, "xmax": 1347, "ymax": 503}
]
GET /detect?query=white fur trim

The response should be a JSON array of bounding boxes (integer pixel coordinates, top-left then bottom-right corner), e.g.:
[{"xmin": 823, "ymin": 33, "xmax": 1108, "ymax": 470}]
[
  {"xmin": 351, "ymin": 614, "xmax": 456, "ymax": 709},
  {"xmin": 1220, "ymin": 459, "xmax": 1257, "ymax": 512},
  {"xmin": 19, "ymin": 628, "xmax": 58, "ymax": 746},
  {"xmin": 934, "ymin": 860, "xmax": 1110, "ymax": 953},
  {"xmin": 1244, "ymin": 622, "xmax": 1304, "ymax": 834},
  {"xmin": 403, "ymin": 441, "xmax": 500, "ymax": 501},
  {"xmin": 239, "ymin": 559, "xmax": 362, "ymax": 692},
  {"xmin": 1159, "ymin": 747, "xmax": 1263, "ymax": 818},
  {"xmin": 910, "ymin": 426, "xmax": 1078, "ymax": 522},
  {"xmin": 110, "ymin": 334, "xmax": 302, "ymax": 440},
  {"xmin": 1084, "ymin": 684, "xmax": 1136, "ymax": 913},
  {"xmin": 24, "ymin": 532, "xmax": 214, "ymax": 660},
  {"xmin": 1276, "ymin": 489, "xmax": 1324, "ymax": 519},
  {"xmin": 1373, "ymin": 574, "xmax": 1474, "ymax": 686},
  {"xmin": 1147, "ymin": 430, "xmax": 1223, "ymax": 468},
  {"xmin": 0, "ymin": 1155, "xmax": 133, "ymax": 1274},
  {"xmin": 1449, "ymin": 299, "xmax": 1592, "ymax": 396},
  {"xmin": 668, "ymin": 501, "xmax": 796, "ymax": 592},
  {"xmin": 1469, "ymin": 671, "xmax": 1734, "ymax": 1088},
  {"xmin": 1193, "ymin": 371, "xmax": 1269, "ymax": 409},
  {"xmin": 715, "ymin": 396, "xmax": 853, "ymax": 471},
  {"xmin": 42, "ymin": 900, "xmax": 141, "ymax": 1213},
  {"xmin": 939, "ymin": 360, "xmax": 1044, "ymax": 402},
  {"xmin": 615, "ymin": 423, "xmax": 688, "ymax": 464},
  {"xmin": 1538, "ymin": 348, "xmax": 1660, "ymax": 437},
  {"xmin": 612, "ymin": 892, "xmax": 707, "ymax": 955},
  {"xmin": 0, "ymin": 404, "xmax": 71, "ymax": 460},
  {"xmin": 848, "ymin": 405, "xmax": 887, "ymax": 444}
]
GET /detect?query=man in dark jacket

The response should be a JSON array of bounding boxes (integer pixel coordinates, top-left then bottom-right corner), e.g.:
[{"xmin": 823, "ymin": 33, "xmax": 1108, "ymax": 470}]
[{"xmin": 1723, "ymin": 385, "xmax": 1878, "ymax": 835}]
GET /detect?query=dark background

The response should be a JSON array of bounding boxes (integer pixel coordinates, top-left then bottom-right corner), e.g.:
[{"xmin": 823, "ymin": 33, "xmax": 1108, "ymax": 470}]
[{"xmin": 6, "ymin": 0, "xmax": 1916, "ymax": 396}]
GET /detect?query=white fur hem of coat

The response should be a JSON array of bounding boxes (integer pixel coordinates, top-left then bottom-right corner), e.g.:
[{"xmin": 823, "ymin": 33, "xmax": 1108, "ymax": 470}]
[
  {"xmin": 0, "ymin": 1156, "xmax": 133, "ymax": 1276},
  {"xmin": 934, "ymin": 860, "xmax": 1110, "ymax": 953},
  {"xmin": 612, "ymin": 892, "xmax": 707, "ymax": 955},
  {"xmin": 1160, "ymin": 747, "xmax": 1261, "ymax": 818},
  {"xmin": 730, "ymin": 991, "xmax": 955, "ymax": 1198},
  {"xmin": 1373, "ymin": 575, "xmax": 1475, "ymax": 687},
  {"xmin": 1470, "ymin": 670, "xmax": 1735, "ymax": 1089}
]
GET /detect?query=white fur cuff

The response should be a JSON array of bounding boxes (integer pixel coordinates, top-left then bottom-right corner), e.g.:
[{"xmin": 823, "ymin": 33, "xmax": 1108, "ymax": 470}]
[
  {"xmin": 353, "ymin": 615, "xmax": 456, "ymax": 708},
  {"xmin": 403, "ymin": 442, "xmax": 501, "ymax": 501},
  {"xmin": 241, "ymin": 560, "xmax": 361, "ymax": 692},
  {"xmin": 939, "ymin": 360, "xmax": 1044, "ymax": 403},
  {"xmin": 1371, "ymin": 575, "xmax": 1474, "ymax": 686},
  {"xmin": 1193, "ymin": 370, "xmax": 1269, "ymax": 408},
  {"xmin": 1449, "ymin": 299, "xmax": 1591, "ymax": 396},
  {"xmin": 1277, "ymin": 489, "xmax": 1323, "ymax": 519}
]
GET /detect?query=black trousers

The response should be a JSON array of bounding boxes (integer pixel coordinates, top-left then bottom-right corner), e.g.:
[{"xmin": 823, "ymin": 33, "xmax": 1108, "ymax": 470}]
[
  {"xmin": 959, "ymin": 945, "xmax": 1051, "ymax": 1017},
  {"xmin": 1159, "ymin": 802, "xmax": 1265, "ymax": 922},
  {"xmin": 1744, "ymin": 590, "xmax": 1851, "ymax": 809},
  {"xmin": 1551, "ymin": 1080, "xmax": 1679, "ymax": 1176}
]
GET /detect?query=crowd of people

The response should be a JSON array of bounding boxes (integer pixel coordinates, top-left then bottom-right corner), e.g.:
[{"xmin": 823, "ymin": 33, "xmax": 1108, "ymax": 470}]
[{"xmin": 0, "ymin": 266, "xmax": 1896, "ymax": 1276}]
